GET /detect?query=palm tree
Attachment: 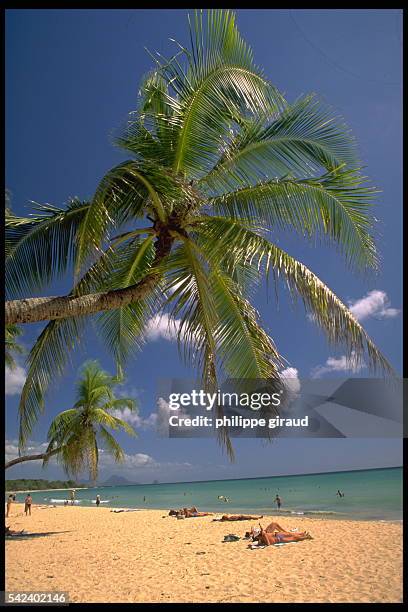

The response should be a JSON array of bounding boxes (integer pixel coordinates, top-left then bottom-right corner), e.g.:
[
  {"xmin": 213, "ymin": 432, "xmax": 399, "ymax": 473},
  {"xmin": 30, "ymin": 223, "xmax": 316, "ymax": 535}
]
[
  {"xmin": 5, "ymin": 360, "xmax": 136, "ymax": 481},
  {"xmin": 5, "ymin": 10, "xmax": 391, "ymax": 452}
]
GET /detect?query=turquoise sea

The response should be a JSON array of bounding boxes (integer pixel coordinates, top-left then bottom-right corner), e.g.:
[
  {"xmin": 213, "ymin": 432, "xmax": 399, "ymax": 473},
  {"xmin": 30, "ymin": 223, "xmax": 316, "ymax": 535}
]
[{"xmin": 20, "ymin": 467, "xmax": 402, "ymax": 521}]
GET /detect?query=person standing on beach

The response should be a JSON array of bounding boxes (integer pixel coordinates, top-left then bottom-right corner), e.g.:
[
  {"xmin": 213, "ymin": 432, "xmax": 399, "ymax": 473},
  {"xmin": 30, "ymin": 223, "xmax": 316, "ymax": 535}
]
[
  {"xmin": 96, "ymin": 495, "xmax": 101, "ymax": 507},
  {"xmin": 24, "ymin": 494, "xmax": 32, "ymax": 516},
  {"xmin": 275, "ymin": 494, "xmax": 282, "ymax": 510},
  {"xmin": 70, "ymin": 489, "xmax": 76, "ymax": 505},
  {"xmin": 6, "ymin": 494, "xmax": 14, "ymax": 517}
]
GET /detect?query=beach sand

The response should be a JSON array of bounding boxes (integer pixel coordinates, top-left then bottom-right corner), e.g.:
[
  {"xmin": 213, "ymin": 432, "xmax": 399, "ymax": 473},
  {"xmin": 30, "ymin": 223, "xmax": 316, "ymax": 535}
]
[{"xmin": 5, "ymin": 504, "xmax": 402, "ymax": 603}]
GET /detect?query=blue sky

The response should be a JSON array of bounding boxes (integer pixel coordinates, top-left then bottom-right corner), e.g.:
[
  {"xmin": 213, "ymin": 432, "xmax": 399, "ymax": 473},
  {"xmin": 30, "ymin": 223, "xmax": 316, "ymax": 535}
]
[{"xmin": 5, "ymin": 9, "xmax": 402, "ymax": 483}]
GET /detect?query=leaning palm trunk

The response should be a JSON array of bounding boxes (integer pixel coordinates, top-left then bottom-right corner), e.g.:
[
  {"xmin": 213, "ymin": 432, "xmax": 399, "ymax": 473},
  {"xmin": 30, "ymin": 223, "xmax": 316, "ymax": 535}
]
[
  {"xmin": 5, "ymin": 271, "xmax": 158, "ymax": 325},
  {"xmin": 5, "ymin": 446, "xmax": 61, "ymax": 470},
  {"xmin": 5, "ymin": 230, "xmax": 173, "ymax": 325}
]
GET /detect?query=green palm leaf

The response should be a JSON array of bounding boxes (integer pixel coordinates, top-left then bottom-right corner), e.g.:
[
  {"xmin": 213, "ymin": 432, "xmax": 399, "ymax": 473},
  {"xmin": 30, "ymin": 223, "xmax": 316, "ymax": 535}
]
[
  {"xmin": 5, "ymin": 324, "xmax": 24, "ymax": 369},
  {"xmin": 17, "ymin": 247, "xmax": 118, "ymax": 449},
  {"xmin": 98, "ymin": 426, "xmax": 126, "ymax": 463},
  {"xmin": 164, "ymin": 9, "xmax": 286, "ymax": 177},
  {"xmin": 201, "ymin": 94, "xmax": 359, "ymax": 190},
  {"xmin": 18, "ymin": 316, "xmax": 87, "ymax": 449},
  {"xmin": 6, "ymin": 199, "xmax": 90, "ymax": 298},
  {"xmin": 208, "ymin": 167, "xmax": 378, "ymax": 269},
  {"xmin": 96, "ymin": 235, "xmax": 161, "ymax": 368},
  {"xmin": 194, "ymin": 215, "xmax": 392, "ymax": 373}
]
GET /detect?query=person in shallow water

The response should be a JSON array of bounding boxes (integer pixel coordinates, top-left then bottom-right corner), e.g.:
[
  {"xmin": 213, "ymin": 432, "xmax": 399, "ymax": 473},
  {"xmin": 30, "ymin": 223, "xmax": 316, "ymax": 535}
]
[
  {"xmin": 6, "ymin": 494, "xmax": 13, "ymax": 518},
  {"xmin": 24, "ymin": 494, "xmax": 32, "ymax": 516}
]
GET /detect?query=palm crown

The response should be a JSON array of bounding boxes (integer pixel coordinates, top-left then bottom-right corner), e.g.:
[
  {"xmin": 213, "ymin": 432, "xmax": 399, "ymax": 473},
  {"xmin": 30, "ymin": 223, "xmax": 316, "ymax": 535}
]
[
  {"xmin": 44, "ymin": 360, "xmax": 136, "ymax": 481},
  {"xmin": 6, "ymin": 10, "xmax": 391, "ymax": 453}
]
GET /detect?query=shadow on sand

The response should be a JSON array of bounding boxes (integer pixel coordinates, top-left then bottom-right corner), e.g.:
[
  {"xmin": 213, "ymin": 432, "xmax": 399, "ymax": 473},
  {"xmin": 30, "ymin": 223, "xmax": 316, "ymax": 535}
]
[{"xmin": 6, "ymin": 530, "xmax": 72, "ymax": 540}]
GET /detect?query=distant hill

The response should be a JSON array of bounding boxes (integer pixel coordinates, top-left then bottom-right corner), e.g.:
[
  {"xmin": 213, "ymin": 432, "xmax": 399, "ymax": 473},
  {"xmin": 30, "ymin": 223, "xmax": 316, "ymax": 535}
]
[{"xmin": 102, "ymin": 475, "xmax": 138, "ymax": 486}]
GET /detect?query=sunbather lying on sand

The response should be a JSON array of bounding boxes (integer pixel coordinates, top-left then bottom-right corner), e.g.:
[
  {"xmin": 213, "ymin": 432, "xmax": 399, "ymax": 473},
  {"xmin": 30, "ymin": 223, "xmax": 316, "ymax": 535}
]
[
  {"xmin": 183, "ymin": 507, "xmax": 213, "ymax": 517},
  {"xmin": 218, "ymin": 514, "xmax": 264, "ymax": 521},
  {"xmin": 245, "ymin": 521, "xmax": 285, "ymax": 538},
  {"xmin": 257, "ymin": 525, "xmax": 312, "ymax": 546},
  {"xmin": 168, "ymin": 507, "xmax": 213, "ymax": 518}
]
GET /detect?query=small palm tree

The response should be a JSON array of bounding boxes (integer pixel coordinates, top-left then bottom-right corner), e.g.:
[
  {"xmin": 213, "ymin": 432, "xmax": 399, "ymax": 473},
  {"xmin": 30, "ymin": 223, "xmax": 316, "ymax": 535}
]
[
  {"xmin": 5, "ymin": 360, "xmax": 136, "ymax": 481},
  {"xmin": 5, "ymin": 10, "xmax": 392, "ymax": 453}
]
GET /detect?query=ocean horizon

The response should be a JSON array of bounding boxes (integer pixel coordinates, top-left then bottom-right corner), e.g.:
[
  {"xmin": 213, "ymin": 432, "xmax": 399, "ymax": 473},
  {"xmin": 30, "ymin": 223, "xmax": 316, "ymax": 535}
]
[{"xmin": 19, "ymin": 466, "xmax": 402, "ymax": 521}]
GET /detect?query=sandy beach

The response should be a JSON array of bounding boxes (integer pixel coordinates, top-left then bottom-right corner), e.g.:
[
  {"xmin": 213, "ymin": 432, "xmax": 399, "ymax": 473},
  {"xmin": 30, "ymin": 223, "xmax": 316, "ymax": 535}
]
[{"xmin": 5, "ymin": 503, "xmax": 402, "ymax": 603}]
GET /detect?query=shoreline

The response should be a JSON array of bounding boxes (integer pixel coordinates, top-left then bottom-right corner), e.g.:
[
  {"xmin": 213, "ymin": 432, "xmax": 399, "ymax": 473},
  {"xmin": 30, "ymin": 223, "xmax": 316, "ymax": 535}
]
[
  {"xmin": 9, "ymin": 500, "xmax": 401, "ymax": 523},
  {"xmin": 31, "ymin": 503, "xmax": 404, "ymax": 524},
  {"xmin": 6, "ymin": 504, "xmax": 402, "ymax": 603}
]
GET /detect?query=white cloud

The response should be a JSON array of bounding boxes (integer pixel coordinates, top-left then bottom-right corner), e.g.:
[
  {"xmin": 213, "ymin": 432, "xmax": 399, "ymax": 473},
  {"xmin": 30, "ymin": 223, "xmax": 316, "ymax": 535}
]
[
  {"xmin": 144, "ymin": 313, "xmax": 181, "ymax": 342},
  {"xmin": 154, "ymin": 397, "xmax": 174, "ymax": 435},
  {"xmin": 112, "ymin": 406, "xmax": 158, "ymax": 430},
  {"xmin": 311, "ymin": 351, "xmax": 365, "ymax": 379},
  {"xmin": 280, "ymin": 367, "xmax": 301, "ymax": 395},
  {"xmin": 5, "ymin": 439, "xmax": 49, "ymax": 464},
  {"xmin": 98, "ymin": 448, "xmax": 156, "ymax": 469},
  {"xmin": 348, "ymin": 290, "xmax": 400, "ymax": 322},
  {"xmin": 116, "ymin": 396, "xmax": 191, "ymax": 437},
  {"xmin": 116, "ymin": 385, "xmax": 141, "ymax": 400},
  {"xmin": 98, "ymin": 448, "xmax": 192, "ymax": 474},
  {"xmin": 307, "ymin": 290, "xmax": 400, "ymax": 324},
  {"xmin": 5, "ymin": 364, "xmax": 27, "ymax": 396}
]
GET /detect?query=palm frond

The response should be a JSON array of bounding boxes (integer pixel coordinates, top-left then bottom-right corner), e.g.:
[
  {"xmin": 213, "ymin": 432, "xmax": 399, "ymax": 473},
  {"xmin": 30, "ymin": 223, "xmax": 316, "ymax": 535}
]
[
  {"xmin": 156, "ymin": 9, "xmax": 286, "ymax": 178},
  {"xmin": 92, "ymin": 408, "xmax": 136, "ymax": 437},
  {"xmin": 5, "ymin": 324, "xmax": 24, "ymax": 369},
  {"xmin": 210, "ymin": 267, "xmax": 282, "ymax": 380},
  {"xmin": 74, "ymin": 161, "xmax": 148, "ymax": 278},
  {"xmin": 194, "ymin": 216, "xmax": 392, "ymax": 374},
  {"xmin": 208, "ymin": 167, "xmax": 378, "ymax": 269},
  {"xmin": 18, "ymin": 316, "xmax": 87, "ymax": 449},
  {"xmin": 201, "ymin": 94, "xmax": 359, "ymax": 190},
  {"xmin": 98, "ymin": 426, "xmax": 126, "ymax": 463},
  {"xmin": 95, "ymin": 235, "xmax": 161, "ymax": 369},
  {"xmin": 45, "ymin": 409, "xmax": 79, "ymax": 453},
  {"xmin": 105, "ymin": 397, "xmax": 137, "ymax": 412},
  {"xmin": 16, "ymin": 243, "xmax": 122, "ymax": 449},
  {"xmin": 116, "ymin": 71, "xmax": 178, "ymax": 166},
  {"xmin": 164, "ymin": 241, "xmax": 218, "ymax": 390},
  {"xmin": 6, "ymin": 199, "xmax": 90, "ymax": 298}
]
